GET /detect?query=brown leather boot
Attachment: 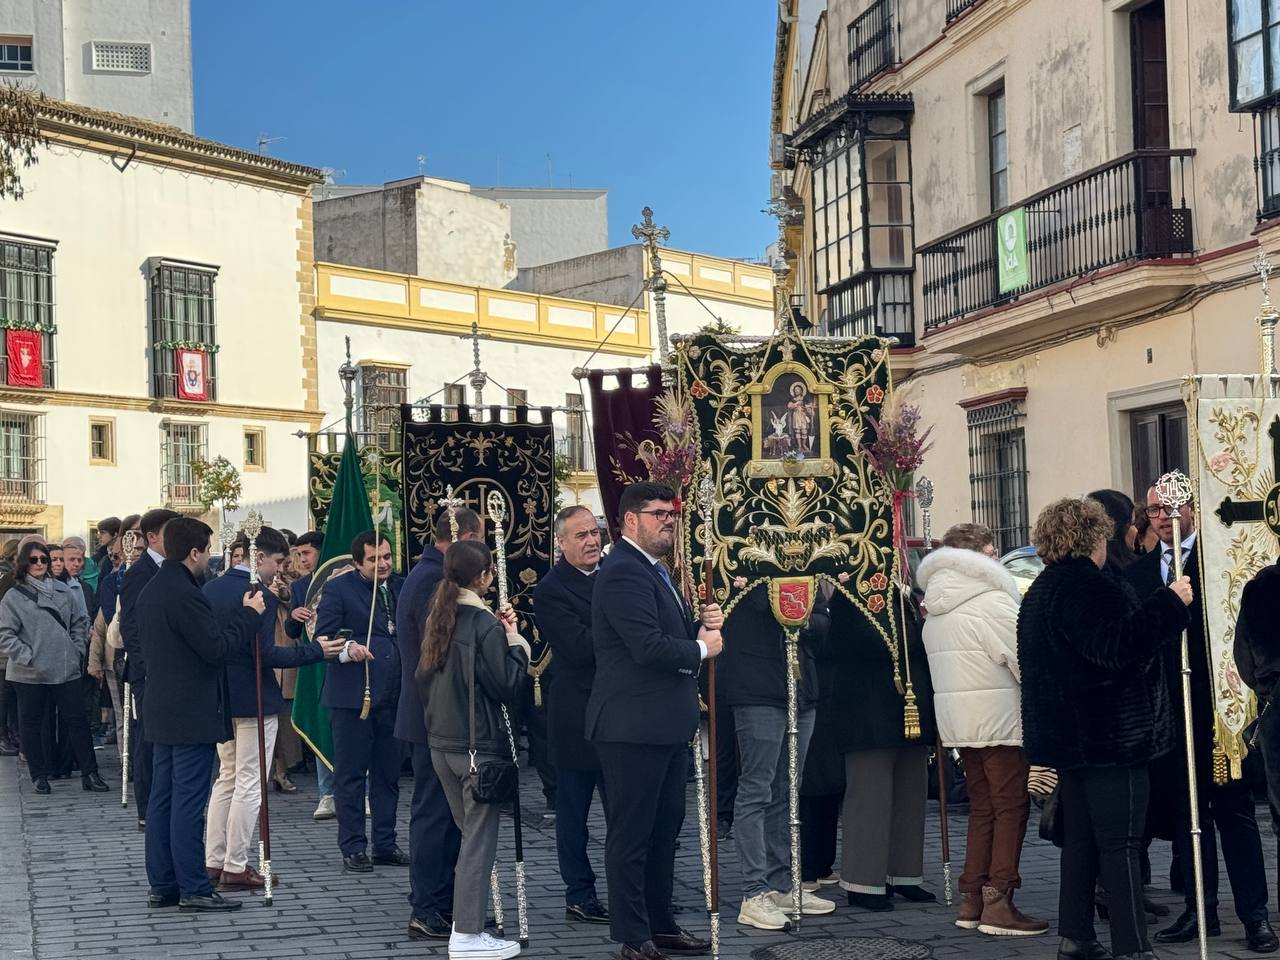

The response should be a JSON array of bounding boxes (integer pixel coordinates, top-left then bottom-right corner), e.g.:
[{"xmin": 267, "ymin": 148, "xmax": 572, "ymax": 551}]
[
  {"xmin": 977, "ymin": 885, "xmax": 1049, "ymax": 936},
  {"xmin": 955, "ymin": 890, "xmax": 983, "ymax": 929}
]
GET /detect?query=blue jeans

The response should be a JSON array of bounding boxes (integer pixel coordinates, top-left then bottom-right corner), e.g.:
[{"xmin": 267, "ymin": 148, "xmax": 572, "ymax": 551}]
[
  {"xmin": 731, "ymin": 704, "xmax": 815, "ymax": 899},
  {"xmin": 145, "ymin": 743, "xmax": 217, "ymax": 898},
  {"xmin": 316, "ymin": 749, "xmax": 333, "ymax": 797}
]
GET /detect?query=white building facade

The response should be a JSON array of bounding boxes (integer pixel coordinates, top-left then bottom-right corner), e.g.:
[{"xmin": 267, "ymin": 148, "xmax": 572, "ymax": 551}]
[{"xmin": 0, "ymin": 97, "xmax": 322, "ymax": 541}]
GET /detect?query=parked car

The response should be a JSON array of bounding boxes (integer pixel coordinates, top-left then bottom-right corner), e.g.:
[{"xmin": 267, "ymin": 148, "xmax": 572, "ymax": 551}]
[{"xmin": 999, "ymin": 545, "xmax": 1044, "ymax": 595}]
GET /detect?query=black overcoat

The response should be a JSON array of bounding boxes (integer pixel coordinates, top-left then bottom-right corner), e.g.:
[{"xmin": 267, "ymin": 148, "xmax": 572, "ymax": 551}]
[{"xmin": 534, "ymin": 556, "xmax": 600, "ymax": 771}]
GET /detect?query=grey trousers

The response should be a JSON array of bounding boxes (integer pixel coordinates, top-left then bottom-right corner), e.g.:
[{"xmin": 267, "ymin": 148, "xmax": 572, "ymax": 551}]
[
  {"xmin": 840, "ymin": 745, "xmax": 929, "ymax": 894},
  {"xmin": 432, "ymin": 749, "xmax": 504, "ymax": 934}
]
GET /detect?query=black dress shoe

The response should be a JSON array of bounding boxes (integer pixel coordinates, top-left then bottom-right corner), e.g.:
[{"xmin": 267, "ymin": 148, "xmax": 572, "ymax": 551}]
[
  {"xmin": 1248, "ymin": 918, "xmax": 1280, "ymax": 953},
  {"xmin": 566, "ymin": 896, "xmax": 610, "ymax": 924},
  {"xmin": 1154, "ymin": 909, "xmax": 1221, "ymax": 943},
  {"xmin": 716, "ymin": 819, "xmax": 733, "ymax": 840},
  {"xmin": 406, "ymin": 912, "xmax": 451, "ymax": 940},
  {"xmin": 343, "ymin": 852, "xmax": 373, "ymax": 873},
  {"xmin": 620, "ymin": 942, "xmax": 669, "ymax": 960},
  {"xmin": 32, "ymin": 776, "xmax": 50, "ymax": 794},
  {"xmin": 652, "ymin": 927, "xmax": 710, "ymax": 955},
  {"xmin": 82, "ymin": 772, "xmax": 109, "ymax": 792},
  {"xmin": 1057, "ymin": 939, "xmax": 1113, "ymax": 960},
  {"xmin": 137, "ymin": 818, "xmax": 146, "ymax": 832},
  {"xmin": 889, "ymin": 883, "xmax": 937, "ymax": 903},
  {"xmin": 847, "ymin": 890, "xmax": 894, "ymax": 912},
  {"xmin": 371, "ymin": 846, "xmax": 410, "ymax": 866},
  {"xmin": 147, "ymin": 891, "xmax": 180, "ymax": 908},
  {"xmin": 1112, "ymin": 953, "xmax": 1156, "ymax": 960},
  {"xmin": 179, "ymin": 892, "xmax": 242, "ymax": 912}
]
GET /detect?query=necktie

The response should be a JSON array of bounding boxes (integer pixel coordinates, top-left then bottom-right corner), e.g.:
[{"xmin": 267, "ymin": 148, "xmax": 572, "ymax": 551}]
[
  {"xmin": 654, "ymin": 562, "xmax": 683, "ymax": 606},
  {"xmin": 378, "ymin": 582, "xmax": 395, "ymax": 633},
  {"xmin": 1165, "ymin": 548, "xmax": 1187, "ymax": 585}
]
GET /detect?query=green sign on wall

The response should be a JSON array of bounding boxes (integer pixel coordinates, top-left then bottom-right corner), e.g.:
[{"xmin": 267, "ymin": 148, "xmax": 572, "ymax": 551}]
[{"xmin": 997, "ymin": 206, "xmax": 1029, "ymax": 293}]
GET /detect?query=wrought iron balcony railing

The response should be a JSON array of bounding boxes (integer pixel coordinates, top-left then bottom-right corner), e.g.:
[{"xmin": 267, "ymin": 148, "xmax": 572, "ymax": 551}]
[
  {"xmin": 848, "ymin": 0, "xmax": 895, "ymax": 89},
  {"xmin": 946, "ymin": 0, "xmax": 986, "ymax": 22},
  {"xmin": 821, "ymin": 270, "xmax": 915, "ymax": 347},
  {"xmin": 918, "ymin": 149, "xmax": 1194, "ymax": 331}
]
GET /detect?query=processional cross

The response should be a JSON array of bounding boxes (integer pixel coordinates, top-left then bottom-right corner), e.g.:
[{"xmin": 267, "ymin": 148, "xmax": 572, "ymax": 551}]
[{"xmin": 632, "ymin": 206, "xmax": 671, "ymax": 359}]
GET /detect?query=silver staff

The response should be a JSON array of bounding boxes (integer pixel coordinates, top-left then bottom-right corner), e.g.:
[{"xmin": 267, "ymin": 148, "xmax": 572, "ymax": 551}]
[
  {"xmin": 242, "ymin": 510, "xmax": 274, "ymax": 906},
  {"xmin": 119, "ymin": 529, "xmax": 139, "ymax": 807},
  {"xmin": 1157, "ymin": 469, "xmax": 1208, "ymax": 960},
  {"xmin": 486, "ymin": 489, "xmax": 529, "ymax": 948}
]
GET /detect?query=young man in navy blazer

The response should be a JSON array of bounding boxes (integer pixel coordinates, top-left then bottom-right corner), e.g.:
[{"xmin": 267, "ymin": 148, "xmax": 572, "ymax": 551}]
[
  {"xmin": 395, "ymin": 505, "xmax": 481, "ymax": 941},
  {"xmin": 588, "ymin": 482, "xmax": 724, "ymax": 960},
  {"xmin": 534, "ymin": 504, "xmax": 608, "ymax": 926},
  {"xmin": 202, "ymin": 526, "xmax": 341, "ymax": 891},
  {"xmin": 314, "ymin": 529, "xmax": 405, "ymax": 874}
]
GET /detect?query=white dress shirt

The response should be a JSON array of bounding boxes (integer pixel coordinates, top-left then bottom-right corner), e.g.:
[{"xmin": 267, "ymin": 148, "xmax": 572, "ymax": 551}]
[{"xmin": 1160, "ymin": 531, "xmax": 1197, "ymax": 585}]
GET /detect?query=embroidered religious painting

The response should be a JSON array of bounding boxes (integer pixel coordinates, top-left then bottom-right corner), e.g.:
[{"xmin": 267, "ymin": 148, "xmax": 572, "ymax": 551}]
[
  {"xmin": 675, "ymin": 330, "xmax": 899, "ymax": 663},
  {"xmin": 1189, "ymin": 375, "xmax": 1277, "ymax": 780}
]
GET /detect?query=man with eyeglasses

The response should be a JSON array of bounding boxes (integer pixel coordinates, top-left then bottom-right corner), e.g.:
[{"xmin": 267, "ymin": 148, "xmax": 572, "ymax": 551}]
[
  {"xmin": 1127, "ymin": 485, "xmax": 1277, "ymax": 953},
  {"xmin": 587, "ymin": 482, "xmax": 725, "ymax": 960}
]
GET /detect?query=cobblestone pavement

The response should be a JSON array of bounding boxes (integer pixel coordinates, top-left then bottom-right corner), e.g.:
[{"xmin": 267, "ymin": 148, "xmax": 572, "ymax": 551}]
[{"xmin": 2, "ymin": 745, "xmax": 1273, "ymax": 960}]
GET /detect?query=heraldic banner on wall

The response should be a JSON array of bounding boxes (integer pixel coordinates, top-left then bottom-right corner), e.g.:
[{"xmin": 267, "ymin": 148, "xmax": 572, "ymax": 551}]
[
  {"xmin": 399, "ymin": 403, "xmax": 556, "ymax": 677},
  {"xmin": 673, "ymin": 330, "xmax": 899, "ymax": 674},
  {"xmin": 1188, "ymin": 374, "xmax": 1277, "ymax": 781},
  {"xmin": 308, "ymin": 447, "xmax": 405, "ymax": 573}
]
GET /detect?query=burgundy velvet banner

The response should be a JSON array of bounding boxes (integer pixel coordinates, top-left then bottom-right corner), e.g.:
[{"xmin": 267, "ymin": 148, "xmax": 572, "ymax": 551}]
[{"xmin": 586, "ymin": 364, "xmax": 663, "ymax": 541}]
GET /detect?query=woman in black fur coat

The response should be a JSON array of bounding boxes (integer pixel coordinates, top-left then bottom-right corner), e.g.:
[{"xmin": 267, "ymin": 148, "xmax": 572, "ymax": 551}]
[{"xmin": 1018, "ymin": 498, "xmax": 1192, "ymax": 960}]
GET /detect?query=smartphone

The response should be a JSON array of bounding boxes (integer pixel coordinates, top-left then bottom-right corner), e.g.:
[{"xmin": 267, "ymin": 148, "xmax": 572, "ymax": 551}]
[{"xmin": 335, "ymin": 629, "xmax": 353, "ymax": 642}]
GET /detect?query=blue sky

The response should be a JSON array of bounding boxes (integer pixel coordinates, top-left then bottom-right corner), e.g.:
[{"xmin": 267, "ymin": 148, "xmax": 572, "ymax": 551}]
[{"xmin": 191, "ymin": 2, "xmax": 777, "ymax": 260}]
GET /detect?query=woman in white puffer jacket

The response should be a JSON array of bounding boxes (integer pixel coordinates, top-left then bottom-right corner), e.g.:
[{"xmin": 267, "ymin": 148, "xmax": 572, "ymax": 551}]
[{"xmin": 917, "ymin": 524, "xmax": 1046, "ymax": 939}]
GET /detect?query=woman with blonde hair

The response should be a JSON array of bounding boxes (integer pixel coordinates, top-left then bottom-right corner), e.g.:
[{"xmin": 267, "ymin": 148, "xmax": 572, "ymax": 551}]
[
  {"xmin": 416, "ymin": 538, "xmax": 529, "ymax": 960},
  {"xmin": 1018, "ymin": 498, "xmax": 1192, "ymax": 960}
]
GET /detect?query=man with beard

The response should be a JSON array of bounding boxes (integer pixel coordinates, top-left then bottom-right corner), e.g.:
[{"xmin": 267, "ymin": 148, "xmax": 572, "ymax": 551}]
[{"xmin": 588, "ymin": 482, "xmax": 724, "ymax": 959}]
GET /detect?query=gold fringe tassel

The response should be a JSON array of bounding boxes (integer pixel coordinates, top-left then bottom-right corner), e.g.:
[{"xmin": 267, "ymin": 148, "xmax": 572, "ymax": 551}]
[{"xmin": 903, "ymin": 683, "xmax": 921, "ymax": 740}]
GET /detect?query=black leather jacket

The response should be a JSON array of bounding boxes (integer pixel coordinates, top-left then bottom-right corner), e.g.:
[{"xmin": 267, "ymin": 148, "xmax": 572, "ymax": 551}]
[{"xmin": 416, "ymin": 604, "xmax": 528, "ymax": 756}]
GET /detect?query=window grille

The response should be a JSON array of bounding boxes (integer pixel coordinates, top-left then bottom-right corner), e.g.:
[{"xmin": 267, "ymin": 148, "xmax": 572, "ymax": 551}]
[
  {"xmin": 966, "ymin": 397, "xmax": 1029, "ymax": 553},
  {"xmin": 0, "ymin": 236, "xmax": 56, "ymax": 388},
  {"xmin": 359, "ymin": 365, "xmax": 408, "ymax": 449},
  {"xmin": 562, "ymin": 394, "xmax": 589, "ymax": 471},
  {"xmin": 0, "ymin": 410, "xmax": 44, "ymax": 503},
  {"xmin": 161, "ymin": 422, "xmax": 207, "ymax": 506},
  {"xmin": 848, "ymin": 0, "xmax": 896, "ymax": 89},
  {"xmin": 150, "ymin": 261, "xmax": 218, "ymax": 400}
]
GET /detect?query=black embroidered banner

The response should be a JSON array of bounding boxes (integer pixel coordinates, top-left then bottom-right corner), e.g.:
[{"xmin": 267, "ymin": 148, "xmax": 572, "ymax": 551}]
[
  {"xmin": 399, "ymin": 403, "xmax": 555, "ymax": 666},
  {"xmin": 308, "ymin": 447, "xmax": 405, "ymax": 573}
]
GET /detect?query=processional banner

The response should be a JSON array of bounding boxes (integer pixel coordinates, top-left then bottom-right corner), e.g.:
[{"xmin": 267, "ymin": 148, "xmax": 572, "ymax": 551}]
[
  {"xmin": 586, "ymin": 364, "xmax": 663, "ymax": 540},
  {"xmin": 1189, "ymin": 375, "xmax": 1277, "ymax": 780},
  {"xmin": 399, "ymin": 403, "xmax": 555, "ymax": 675},
  {"xmin": 673, "ymin": 331, "xmax": 900, "ymax": 672},
  {"xmin": 308, "ymin": 448, "xmax": 405, "ymax": 573}
]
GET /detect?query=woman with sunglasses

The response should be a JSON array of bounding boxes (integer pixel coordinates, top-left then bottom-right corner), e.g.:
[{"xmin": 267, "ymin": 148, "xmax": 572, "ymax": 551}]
[{"xmin": 0, "ymin": 540, "xmax": 105, "ymax": 794}]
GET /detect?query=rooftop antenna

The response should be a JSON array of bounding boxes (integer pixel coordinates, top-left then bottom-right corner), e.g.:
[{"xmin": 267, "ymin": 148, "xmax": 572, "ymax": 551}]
[
  {"xmin": 319, "ymin": 167, "xmax": 345, "ymax": 200},
  {"xmin": 417, "ymin": 154, "xmax": 428, "ymax": 176},
  {"xmin": 546, "ymin": 153, "xmax": 553, "ymax": 187},
  {"xmin": 256, "ymin": 133, "xmax": 286, "ymax": 155}
]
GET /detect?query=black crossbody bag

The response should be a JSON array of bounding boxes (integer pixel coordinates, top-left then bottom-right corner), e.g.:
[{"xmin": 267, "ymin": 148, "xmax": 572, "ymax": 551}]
[{"xmin": 466, "ymin": 634, "xmax": 519, "ymax": 805}]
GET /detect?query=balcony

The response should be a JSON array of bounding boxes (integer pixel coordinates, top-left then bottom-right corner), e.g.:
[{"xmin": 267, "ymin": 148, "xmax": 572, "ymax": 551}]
[
  {"xmin": 556, "ymin": 434, "xmax": 594, "ymax": 474},
  {"xmin": 821, "ymin": 270, "xmax": 914, "ymax": 347},
  {"xmin": 848, "ymin": 0, "xmax": 895, "ymax": 89},
  {"xmin": 919, "ymin": 149, "xmax": 1194, "ymax": 333},
  {"xmin": 946, "ymin": 0, "xmax": 986, "ymax": 22}
]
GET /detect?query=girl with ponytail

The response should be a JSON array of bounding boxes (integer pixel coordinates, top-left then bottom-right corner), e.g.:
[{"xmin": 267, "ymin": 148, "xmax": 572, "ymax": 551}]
[{"xmin": 415, "ymin": 538, "xmax": 530, "ymax": 958}]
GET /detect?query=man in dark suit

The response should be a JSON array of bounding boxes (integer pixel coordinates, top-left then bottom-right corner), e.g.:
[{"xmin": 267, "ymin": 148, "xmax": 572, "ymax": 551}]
[
  {"xmin": 588, "ymin": 482, "xmax": 724, "ymax": 959},
  {"xmin": 314, "ymin": 529, "xmax": 406, "ymax": 873},
  {"xmin": 282, "ymin": 530, "xmax": 336, "ymax": 821},
  {"xmin": 535, "ymin": 504, "xmax": 609, "ymax": 926},
  {"xmin": 120, "ymin": 507, "xmax": 180, "ymax": 828},
  {"xmin": 395, "ymin": 506, "xmax": 481, "ymax": 941},
  {"xmin": 203, "ymin": 526, "xmax": 339, "ymax": 891},
  {"xmin": 137, "ymin": 516, "xmax": 264, "ymax": 912},
  {"xmin": 1127, "ymin": 485, "xmax": 1277, "ymax": 952}
]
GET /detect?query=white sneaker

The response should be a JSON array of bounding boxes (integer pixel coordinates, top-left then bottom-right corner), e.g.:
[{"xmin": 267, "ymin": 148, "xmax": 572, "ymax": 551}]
[
  {"xmin": 312, "ymin": 795, "xmax": 335, "ymax": 820},
  {"xmin": 448, "ymin": 929, "xmax": 520, "ymax": 959},
  {"xmin": 770, "ymin": 888, "xmax": 836, "ymax": 915},
  {"xmin": 738, "ymin": 893, "xmax": 791, "ymax": 931}
]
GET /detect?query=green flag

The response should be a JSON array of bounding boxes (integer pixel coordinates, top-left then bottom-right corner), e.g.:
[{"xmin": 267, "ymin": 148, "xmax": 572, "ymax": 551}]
[{"xmin": 291, "ymin": 436, "xmax": 373, "ymax": 770}]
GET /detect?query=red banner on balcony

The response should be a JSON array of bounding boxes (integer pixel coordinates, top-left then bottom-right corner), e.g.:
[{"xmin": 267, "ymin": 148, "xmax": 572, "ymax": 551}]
[
  {"xmin": 176, "ymin": 348, "xmax": 208, "ymax": 401},
  {"xmin": 5, "ymin": 330, "xmax": 42, "ymax": 388}
]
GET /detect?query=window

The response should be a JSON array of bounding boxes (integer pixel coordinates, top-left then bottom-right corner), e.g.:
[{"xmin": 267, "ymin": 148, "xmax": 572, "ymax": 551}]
[
  {"xmin": 0, "ymin": 36, "xmax": 33, "ymax": 73},
  {"xmin": 865, "ymin": 138, "xmax": 912, "ymax": 267},
  {"xmin": 243, "ymin": 427, "xmax": 265, "ymax": 470},
  {"xmin": 812, "ymin": 138, "xmax": 860, "ymax": 291},
  {"xmin": 1130, "ymin": 403, "xmax": 1188, "ymax": 498},
  {"xmin": 161, "ymin": 421, "xmax": 207, "ymax": 506},
  {"xmin": 1256, "ymin": 104, "xmax": 1280, "ymax": 219},
  {"xmin": 964, "ymin": 395, "xmax": 1029, "ymax": 554},
  {"xmin": 988, "ymin": 84, "xmax": 1009, "ymax": 211},
  {"xmin": 0, "ymin": 411, "xmax": 43, "ymax": 503},
  {"xmin": 149, "ymin": 260, "xmax": 218, "ymax": 401},
  {"xmin": 0, "ymin": 235, "xmax": 56, "ymax": 388},
  {"xmin": 506, "ymin": 388, "xmax": 528, "ymax": 408},
  {"xmin": 443, "ymin": 382, "xmax": 466, "ymax": 422},
  {"xmin": 1229, "ymin": 0, "xmax": 1280, "ymax": 109},
  {"xmin": 91, "ymin": 41, "xmax": 151, "ymax": 73},
  {"xmin": 848, "ymin": 0, "xmax": 895, "ymax": 88},
  {"xmin": 563, "ymin": 393, "xmax": 587, "ymax": 471},
  {"xmin": 359, "ymin": 363, "xmax": 407, "ymax": 449},
  {"xmin": 89, "ymin": 418, "xmax": 115, "ymax": 466}
]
